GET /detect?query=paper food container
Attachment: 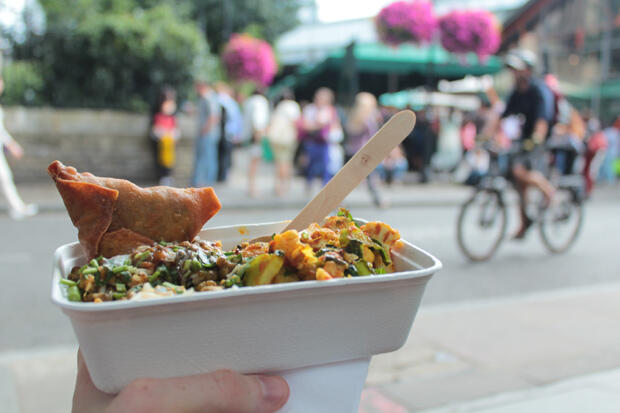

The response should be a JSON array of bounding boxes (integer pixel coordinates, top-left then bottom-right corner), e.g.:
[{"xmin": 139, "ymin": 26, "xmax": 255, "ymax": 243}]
[{"xmin": 51, "ymin": 220, "xmax": 441, "ymax": 412}]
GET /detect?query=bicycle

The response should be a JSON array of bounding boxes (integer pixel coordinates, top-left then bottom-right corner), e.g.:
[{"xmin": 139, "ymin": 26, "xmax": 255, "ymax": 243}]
[{"xmin": 456, "ymin": 140, "xmax": 586, "ymax": 262}]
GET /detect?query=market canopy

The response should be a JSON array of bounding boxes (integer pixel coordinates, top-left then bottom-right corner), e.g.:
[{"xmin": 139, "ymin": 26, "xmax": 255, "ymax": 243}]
[
  {"xmin": 327, "ymin": 42, "xmax": 502, "ymax": 77},
  {"xmin": 564, "ymin": 79, "xmax": 620, "ymax": 100},
  {"xmin": 562, "ymin": 79, "xmax": 620, "ymax": 124},
  {"xmin": 379, "ymin": 89, "xmax": 481, "ymax": 111},
  {"xmin": 271, "ymin": 42, "xmax": 503, "ymax": 101}
]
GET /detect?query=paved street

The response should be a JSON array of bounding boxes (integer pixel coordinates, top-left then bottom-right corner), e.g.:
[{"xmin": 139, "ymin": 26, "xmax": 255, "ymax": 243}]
[
  {"xmin": 0, "ymin": 185, "xmax": 619, "ymax": 412},
  {"xmin": 3, "ymin": 191, "xmax": 618, "ymax": 352}
]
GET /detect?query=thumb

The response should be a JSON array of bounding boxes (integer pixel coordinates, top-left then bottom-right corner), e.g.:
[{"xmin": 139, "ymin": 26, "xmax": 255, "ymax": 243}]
[{"xmin": 108, "ymin": 369, "xmax": 289, "ymax": 413}]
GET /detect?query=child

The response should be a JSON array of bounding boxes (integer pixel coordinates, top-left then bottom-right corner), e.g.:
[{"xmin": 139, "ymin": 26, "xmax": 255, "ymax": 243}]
[{"xmin": 151, "ymin": 87, "xmax": 180, "ymax": 186}]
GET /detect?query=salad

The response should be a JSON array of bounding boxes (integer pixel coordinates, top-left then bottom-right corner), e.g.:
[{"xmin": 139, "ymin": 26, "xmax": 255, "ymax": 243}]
[{"xmin": 61, "ymin": 209, "xmax": 402, "ymax": 303}]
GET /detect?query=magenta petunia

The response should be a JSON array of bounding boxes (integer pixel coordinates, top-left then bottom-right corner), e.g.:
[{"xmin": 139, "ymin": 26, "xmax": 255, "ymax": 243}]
[
  {"xmin": 222, "ymin": 34, "xmax": 278, "ymax": 87},
  {"xmin": 375, "ymin": 1, "xmax": 437, "ymax": 46},
  {"xmin": 438, "ymin": 10, "xmax": 501, "ymax": 60}
]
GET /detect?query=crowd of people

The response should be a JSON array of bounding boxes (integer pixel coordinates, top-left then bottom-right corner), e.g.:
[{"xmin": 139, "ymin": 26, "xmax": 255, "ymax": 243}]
[
  {"xmin": 149, "ymin": 82, "xmax": 417, "ymax": 207},
  {"xmin": 1, "ymin": 61, "xmax": 618, "ymax": 220},
  {"xmin": 146, "ymin": 72, "xmax": 620, "ymax": 215}
]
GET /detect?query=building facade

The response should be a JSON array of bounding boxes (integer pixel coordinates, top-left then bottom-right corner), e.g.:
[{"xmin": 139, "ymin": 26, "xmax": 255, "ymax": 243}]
[{"xmin": 502, "ymin": 0, "xmax": 620, "ymax": 122}]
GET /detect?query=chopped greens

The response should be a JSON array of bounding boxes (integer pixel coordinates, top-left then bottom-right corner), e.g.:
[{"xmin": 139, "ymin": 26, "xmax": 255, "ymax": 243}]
[{"xmin": 61, "ymin": 209, "xmax": 399, "ymax": 303}]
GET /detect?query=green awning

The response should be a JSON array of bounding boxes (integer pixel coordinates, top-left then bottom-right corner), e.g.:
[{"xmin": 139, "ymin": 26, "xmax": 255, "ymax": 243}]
[
  {"xmin": 270, "ymin": 42, "xmax": 502, "ymax": 100},
  {"xmin": 327, "ymin": 43, "xmax": 502, "ymax": 77},
  {"xmin": 565, "ymin": 79, "xmax": 620, "ymax": 100},
  {"xmin": 379, "ymin": 89, "xmax": 481, "ymax": 110}
]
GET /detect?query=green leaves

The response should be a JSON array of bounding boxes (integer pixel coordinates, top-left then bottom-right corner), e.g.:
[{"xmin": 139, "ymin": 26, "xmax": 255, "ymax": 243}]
[
  {"xmin": 1, "ymin": 61, "xmax": 44, "ymax": 106},
  {"xmin": 11, "ymin": 1, "xmax": 213, "ymax": 111},
  {"xmin": 8, "ymin": 0, "xmax": 302, "ymax": 110},
  {"xmin": 337, "ymin": 208, "xmax": 354, "ymax": 221}
]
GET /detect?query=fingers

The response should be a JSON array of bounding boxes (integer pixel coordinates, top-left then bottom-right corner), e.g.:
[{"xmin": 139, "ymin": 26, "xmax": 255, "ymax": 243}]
[
  {"xmin": 72, "ymin": 350, "xmax": 114, "ymax": 413},
  {"xmin": 108, "ymin": 370, "xmax": 289, "ymax": 413}
]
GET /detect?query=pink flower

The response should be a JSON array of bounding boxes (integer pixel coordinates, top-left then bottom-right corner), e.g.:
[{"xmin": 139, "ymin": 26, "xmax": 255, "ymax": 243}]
[
  {"xmin": 438, "ymin": 10, "xmax": 501, "ymax": 60},
  {"xmin": 375, "ymin": 1, "xmax": 437, "ymax": 46},
  {"xmin": 222, "ymin": 34, "xmax": 278, "ymax": 86}
]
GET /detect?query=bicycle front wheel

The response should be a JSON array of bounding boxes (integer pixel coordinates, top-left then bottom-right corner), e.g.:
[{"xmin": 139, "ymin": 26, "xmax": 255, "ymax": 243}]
[
  {"xmin": 457, "ymin": 190, "xmax": 507, "ymax": 262},
  {"xmin": 539, "ymin": 189, "xmax": 584, "ymax": 254}
]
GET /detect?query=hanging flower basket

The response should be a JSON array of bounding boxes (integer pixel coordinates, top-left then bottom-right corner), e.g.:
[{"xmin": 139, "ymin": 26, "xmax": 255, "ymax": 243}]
[
  {"xmin": 375, "ymin": 1, "xmax": 437, "ymax": 46},
  {"xmin": 222, "ymin": 34, "xmax": 277, "ymax": 87},
  {"xmin": 438, "ymin": 10, "xmax": 501, "ymax": 60}
]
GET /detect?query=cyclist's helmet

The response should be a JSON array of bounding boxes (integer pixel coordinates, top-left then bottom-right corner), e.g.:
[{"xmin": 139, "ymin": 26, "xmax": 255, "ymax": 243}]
[{"xmin": 504, "ymin": 49, "xmax": 537, "ymax": 71}]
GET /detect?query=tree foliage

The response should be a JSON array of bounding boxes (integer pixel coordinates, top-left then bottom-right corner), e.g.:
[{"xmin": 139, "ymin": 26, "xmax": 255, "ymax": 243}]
[
  {"xmin": 1, "ymin": 61, "xmax": 44, "ymax": 106},
  {"xmin": 5, "ymin": 0, "xmax": 303, "ymax": 110},
  {"xmin": 189, "ymin": 0, "xmax": 303, "ymax": 53},
  {"xmin": 11, "ymin": 0, "xmax": 212, "ymax": 111}
]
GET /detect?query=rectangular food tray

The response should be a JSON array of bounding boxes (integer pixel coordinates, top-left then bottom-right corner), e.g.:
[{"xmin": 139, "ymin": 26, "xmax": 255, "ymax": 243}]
[{"xmin": 51, "ymin": 220, "xmax": 441, "ymax": 394}]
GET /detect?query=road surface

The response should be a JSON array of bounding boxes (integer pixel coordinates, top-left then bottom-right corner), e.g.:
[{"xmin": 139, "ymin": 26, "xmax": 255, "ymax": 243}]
[{"xmin": 1, "ymin": 198, "xmax": 618, "ymax": 352}]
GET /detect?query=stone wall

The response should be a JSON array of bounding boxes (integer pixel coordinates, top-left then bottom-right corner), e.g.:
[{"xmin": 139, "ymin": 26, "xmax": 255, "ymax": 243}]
[{"xmin": 3, "ymin": 106, "xmax": 199, "ymax": 184}]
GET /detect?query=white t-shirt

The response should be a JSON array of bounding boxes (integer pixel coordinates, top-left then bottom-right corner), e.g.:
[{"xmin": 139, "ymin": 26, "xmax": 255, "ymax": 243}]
[
  {"xmin": 242, "ymin": 94, "xmax": 270, "ymax": 143},
  {"xmin": 267, "ymin": 100, "xmax": 301, "ymax": 146}
]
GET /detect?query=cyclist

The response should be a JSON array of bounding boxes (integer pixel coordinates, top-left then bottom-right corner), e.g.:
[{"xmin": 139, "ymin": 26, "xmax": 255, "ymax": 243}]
[{"xmin": 500, "ymin": 49, "xmax": 556, "ymax": 239}]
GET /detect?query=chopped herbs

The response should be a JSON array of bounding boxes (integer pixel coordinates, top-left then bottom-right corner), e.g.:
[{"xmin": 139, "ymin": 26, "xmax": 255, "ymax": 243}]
[
  {"xmin": 61, "ymin": 209, "xmax": 399, "ymax": 303},
  {"xmin": 67, "ymin": 285, "xmax": 82, "ymax": 302}
]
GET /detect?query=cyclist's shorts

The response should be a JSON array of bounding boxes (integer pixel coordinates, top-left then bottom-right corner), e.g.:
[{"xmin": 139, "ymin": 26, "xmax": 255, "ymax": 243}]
[{"xmin": 510, "ymin": 146, "xmax": 546, "ymax": 172}]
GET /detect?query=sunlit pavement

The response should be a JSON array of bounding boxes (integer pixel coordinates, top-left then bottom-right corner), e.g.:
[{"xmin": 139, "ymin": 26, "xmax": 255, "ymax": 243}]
[
  {"xmin": 0, "ymin": 184, "xmax": 619, "ymax": 412},
  {"xmin": 359, "ymin": 283, "xmax": 620, "ymax": 412}
]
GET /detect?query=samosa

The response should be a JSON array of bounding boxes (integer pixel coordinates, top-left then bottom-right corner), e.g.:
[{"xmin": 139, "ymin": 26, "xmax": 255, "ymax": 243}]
[{"xmin": 48, "ymin": 161, "xmax": 221, "ymax": 258}]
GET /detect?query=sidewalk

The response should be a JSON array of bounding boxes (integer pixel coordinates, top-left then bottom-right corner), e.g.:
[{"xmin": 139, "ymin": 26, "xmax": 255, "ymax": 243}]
[
  {"xmin": 0, "ymin": 147, "xmax": 476, "ymax": 212},
  {"xmin": 359, "ymin": 283, "xmax": 620, "ymax": 412},
  {"xmin": 0, "ymin": 178, "xmax": 472, "ymax": 213},
  {"xmin": 5, "ymin": 147, "xmax": 618, "ymax": 213},
  {"xmin": 421, "ymin": 368, "xmax": 620, "ymax": 413},
  {"xmin": 3, "ymin": 283, "xmax": 620, "ymax": 412}
]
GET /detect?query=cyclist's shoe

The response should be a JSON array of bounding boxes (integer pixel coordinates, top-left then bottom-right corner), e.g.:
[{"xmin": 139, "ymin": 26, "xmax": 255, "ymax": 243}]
[{"xmin": 512, "ymin": 217, "xmax": 533, "ymax": 240}]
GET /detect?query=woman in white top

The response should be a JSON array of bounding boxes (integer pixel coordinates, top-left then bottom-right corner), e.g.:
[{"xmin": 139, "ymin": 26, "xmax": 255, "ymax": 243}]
[
  {"xmin": 0, "ymin": 77, "xmax": 37, "ymax": 219},
  {"xmin": 242, "ymin": 90, "xmax": 270, "ymax": 198},
  {"xmin": 267, "ymin": 89, "xmax": 300, "ymax": 196}
]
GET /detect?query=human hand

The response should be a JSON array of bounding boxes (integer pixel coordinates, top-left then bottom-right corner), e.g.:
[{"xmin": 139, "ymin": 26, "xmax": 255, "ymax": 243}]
[
  {"xmin": 73, "ymin": 351, "xmax": 289, "ymax": 413},
  {"xmin": 5, "ymin": 141, "xmax": 23, "ymax": 159}
]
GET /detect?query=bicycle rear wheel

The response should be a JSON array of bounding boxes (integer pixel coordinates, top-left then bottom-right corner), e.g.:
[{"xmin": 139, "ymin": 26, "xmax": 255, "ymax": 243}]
[
  {"xmin": 538, "ymin": 188, "xmax": 584, "ymax": 254},
  {"xmin": 457, "ymin": 190, "xmax": 507, "ymax": 262}
]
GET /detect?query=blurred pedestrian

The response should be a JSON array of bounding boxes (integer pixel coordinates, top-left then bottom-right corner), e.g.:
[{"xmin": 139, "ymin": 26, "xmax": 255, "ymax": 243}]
[
  {"xmin": 460, "ymin": 112, "xmax": 477, "ymax": 155},
  {"xmin": 215, "ymin": 82, "xmax": 242, "ymax": 183},
  {"xmin": 585, "ymin": 128, "xmax": 607, "ymax": 195},
  {"xmin": 267, "ymin": 89, "xmax": 300, "ymax": 196},
  {"xmin": 192, "ymin": 80, "xmax": 221, "ymax": 187},
  {"xmin": 544, "ymin": 75, "xmax": 585, "ymax": 175},
  {"xmin": 433, "ymin": 108, "xmax": 463, "ymax": 173},
  {"xmin": 150, "ymin": 86, "xmax": 180, "ymax": 186},
  {"xmin": 377, "ymin": 146, "xmax": 409, "ymax": 186},
  {"xmin": 463, "ymin": 146, "xmax": 490, "ymax": 186},
  {"xmin": 300, "ymin": 88, "xmax": 340, "ymax": 189},
  {"xmin": 326, "ymin": 120, "xmax": 344, "ymax": 182},
  {"xmin": 600, "ymin": 116, "xmax": 619, "ymax": 183},
  {"xmin": 242, "ymin": 87, "xmax": 270, "ymax": 197},
  {"xmin": 403, "ymin": 108, "xmax": 435, "ymax": 183},
  {"xmin": 582, "ymin": 108, "xmax": 601, "ymax": 136},
  {"xmin": 0, "ymin": 76, "xmax": 37, "ymax": 219},
  {"xmin": 345, "ymin": 92, "xmax": 383, "ymax": 206}
]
